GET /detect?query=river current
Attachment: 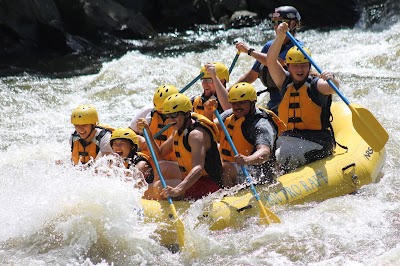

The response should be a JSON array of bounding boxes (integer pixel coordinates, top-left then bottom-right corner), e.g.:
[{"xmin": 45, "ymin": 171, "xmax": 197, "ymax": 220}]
[{"xmin": 0, "ymin": 19, "xmax": 399, "ymax": 265}]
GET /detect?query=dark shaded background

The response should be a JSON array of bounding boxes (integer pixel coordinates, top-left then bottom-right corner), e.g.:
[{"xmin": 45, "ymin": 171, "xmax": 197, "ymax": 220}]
[{"xmin": 0, "ymin": 0, "xmax": 398, "ymax": 77}]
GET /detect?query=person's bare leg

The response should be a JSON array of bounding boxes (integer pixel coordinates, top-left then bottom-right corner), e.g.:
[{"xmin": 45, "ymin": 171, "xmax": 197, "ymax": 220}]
[{"xmin": 221, "ymin": 161, "xmax": 238, "ymax": 188}]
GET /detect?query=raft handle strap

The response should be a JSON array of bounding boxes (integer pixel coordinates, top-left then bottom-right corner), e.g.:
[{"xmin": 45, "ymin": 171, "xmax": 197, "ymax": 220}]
[
  {"xmin": 237, "ymin": 204, "xmax": 253, "ymax": 212},
  {"xmin": 341, "ymin": 163, "xmax": 356, "ymax": 172}
]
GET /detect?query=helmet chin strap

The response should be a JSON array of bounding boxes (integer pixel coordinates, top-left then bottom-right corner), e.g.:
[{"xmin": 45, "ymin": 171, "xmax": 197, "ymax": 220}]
[
  {"xmin": 249, "ymin": 102, "xmax": 257, "ymax": 116},
  {"xmin": 83, "ymin": 125, "xmax": 96, "ymax": 141},
  {"xmin": 178, "ymin": 112, "xmax": 192, "ymax": 134},
  {"xmin": 251, "ymin": 102, "xmax": 256, "ymax": 111},
  {"xmin": 288, "ymin": 20, "xmax": 299, "ymax": 33}
]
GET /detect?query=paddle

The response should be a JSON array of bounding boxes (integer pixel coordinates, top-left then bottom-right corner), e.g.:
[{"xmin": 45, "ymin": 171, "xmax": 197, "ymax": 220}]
[
  {"xmin": 214, "ymin": 110, "xmax": 281, "ymax": 225},
  {"xmin": 180, "ymin": 72, "xmax": 204, "ymax": 94},
  {"xmin": 142, "ymin": 128, "xmax": 185, "ymax": 249},
  {"xmin": 286, "ymin": 32, "xmax": 388, "ymax": 152},
  {"xmin": 154, "ymin": 53, "xmax": 240, "ymax": 139},
  {"xmin": 229, "ymin": 52, "xmax": 240, "ymax": 74}
]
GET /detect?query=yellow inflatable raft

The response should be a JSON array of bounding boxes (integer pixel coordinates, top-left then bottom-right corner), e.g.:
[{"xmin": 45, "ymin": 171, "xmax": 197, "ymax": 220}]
[{"xmin": 140, "ymin": 102, "xmax": 386, "ymax": 246}]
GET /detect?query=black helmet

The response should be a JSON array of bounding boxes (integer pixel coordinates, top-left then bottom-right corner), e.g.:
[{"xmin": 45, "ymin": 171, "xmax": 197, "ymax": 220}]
[{"xmin": 270, "ymin": 6, "xmax": 301, "ymax": 21}]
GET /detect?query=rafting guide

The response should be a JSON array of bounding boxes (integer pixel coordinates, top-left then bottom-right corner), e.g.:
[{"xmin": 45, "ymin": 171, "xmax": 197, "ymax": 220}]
[{"xmin": 233, "ymin": 6, "xmax": 303, "ymax": 114}]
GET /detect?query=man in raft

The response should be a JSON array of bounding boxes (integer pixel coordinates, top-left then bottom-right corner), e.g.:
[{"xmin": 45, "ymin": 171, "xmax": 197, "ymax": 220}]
[
  {"xmin": 233, "ymin": 6, "xmax": 303, "ymax": 114},
  {"xmin": 215, "ymin": 82, "xmax": 284, "ymax": 187},
  {"xmin": 192, "ymin": 62, "xmax": 231, "ymax": 121},
  {"xmin": 266, "ymin": 22, "xmax": 339, "ymax": 172},
  {"xmin": 137, "ymin": 93, "xmax": 222, "ymax": 200}
]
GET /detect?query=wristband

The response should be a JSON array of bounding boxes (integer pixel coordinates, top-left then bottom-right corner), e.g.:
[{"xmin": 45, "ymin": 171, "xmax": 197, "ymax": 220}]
[{"xmin": 247, "ymin": 48, "xmax": 255, "ymax": 56}]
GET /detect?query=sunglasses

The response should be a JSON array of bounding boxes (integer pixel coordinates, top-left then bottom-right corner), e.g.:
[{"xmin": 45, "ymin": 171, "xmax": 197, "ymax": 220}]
[
  {"xmin": 201, "ymin": 78, "xmax": 213, "ymax": 83},
  {"xmin": 272, "ymin": 20, "xmax": 290, "ymax": 26},
  {"xmin": 164, "ymin": 112, "xmax": 180, "ymax": 119}
]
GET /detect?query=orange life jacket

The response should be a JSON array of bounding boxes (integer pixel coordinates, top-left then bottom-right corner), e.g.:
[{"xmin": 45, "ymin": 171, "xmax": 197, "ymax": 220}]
[
  {"xmin": 219, "ymin": 115, "xmax": 253, "ymax": 162},
  {"xmin": 192, "ymin": 95, "xmax": 207, "ymax": 116},
  {"xmin": 278, "ymin": 77, "xmax": 331, "ymax": 131},
  {"xmin": 143, "ymin": 110, "xmax": 176, "ymax": 161},
  {"xmin": 71, "ymin": 126, "xmax": 111, "ymax": 165},
  {"xmin": 219, "ymin": 108, "xmax": 286, "ymax": 162},
  {"xmin": 192, "ymin": 95, "xmax": 223, "ymax": 121},
  {"xmin": 173, "ymin": 113, "xmax": 221, "ymax": 183},
  {"xmin": 124, "ymin": 151, "xmax": 155, "ymax": 184}
]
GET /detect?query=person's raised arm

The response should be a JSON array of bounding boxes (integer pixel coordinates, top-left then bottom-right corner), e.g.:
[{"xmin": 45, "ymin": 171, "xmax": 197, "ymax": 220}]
[
  {"xmin": 236, "ymin": 42, "xmax": 267, "ymax": 67},
  {"xmin": 232, "ymin": 69, "xmax": 258, "ymax": 87},
  {"xmin": 205, "ymin": 63, "xmax": 231, "ymax": 110},
  {"xmin": 265, "ymin": 23, "xmax": 289, "ymax": 90}
]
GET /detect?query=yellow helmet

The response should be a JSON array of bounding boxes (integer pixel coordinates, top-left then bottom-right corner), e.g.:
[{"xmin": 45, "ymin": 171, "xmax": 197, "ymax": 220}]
[
  {"xmin": 153, "ymin": 84, "xmax": 179, "ymax": 111},
  {"xmin": 110, "ymin": 128, "xmax": 138, "ymax": 145},
  {"xmin": 228, "ymin": 82, "xmax": 257, "ymax": 102},
  {"xmin": 162, "ymin": 93, "xmax": 193, "ymax": 114},
  {"xmin": 286, "ymin": 46, "xmax": 311, "ymax": 64},
  {"xmin": 200, "ymin": 62, "xmax": 230, "ymax": 82},
  {"xmin": 71, "ymin": 104, "xmax": 99, "ymax": 125}
]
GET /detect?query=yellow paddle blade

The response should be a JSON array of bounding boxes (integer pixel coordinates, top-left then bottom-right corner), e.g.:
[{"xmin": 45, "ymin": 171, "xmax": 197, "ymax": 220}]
[
  {"xmin": 257, "ymin": 200, "xmax": 281, "ymax": 225},
  {"xmin": 169, "ymin": 203, "xmax": 185, "ymax": 250},
  {"xmin": 349, "ymin": 104, "xmax": 388, "ymax": 152}
]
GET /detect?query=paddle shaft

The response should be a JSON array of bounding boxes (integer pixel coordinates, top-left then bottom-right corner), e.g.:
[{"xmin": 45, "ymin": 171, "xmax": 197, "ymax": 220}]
[
  {"xmin": 180, "ymin": 72, "xmax": 204, "ymax": 94},
  {"xmin": 286, "ymin": 32, "xmax": 349, "ymax": 105},
  {"xmin": 213, "ymin": 110, "xmax": 261, "ymax": 201},
  {"xmin": 142, "ymin": 128, "xmax": 171, "ymax": 204},
  {"xmin": 229, "ymin": 52, "xmax": 240, "ymax": 74},
  {"xmin": 143, "ymin": 128, "xmax": 185, "ymax": 249},
  {"xmin": 153, "ymin": 124, "xmax": 171, "ymax": 141}
]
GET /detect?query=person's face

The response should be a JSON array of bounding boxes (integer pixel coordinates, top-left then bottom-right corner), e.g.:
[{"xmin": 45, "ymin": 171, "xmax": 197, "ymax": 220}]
[
  {"xmin": 74, "ymin": 124, "xmax": 94, "ymax": 139},
  {"xmin": 164, "ymin": 111, "xmax": 188, "ymax": 130},
  {"xmin": 287, "ymin": 63, "xmax": 311, "ymax": 83},
  {"xmin": 231, "ymin": 100, "xmax": 253, "ymax": 118},
  {"xmin": 201, "ymin": 78, "xmax": 216, "ymax": 97},
  {"xmin": 111, "ymin": 139, "xmax": 134, "ymax": 158}
]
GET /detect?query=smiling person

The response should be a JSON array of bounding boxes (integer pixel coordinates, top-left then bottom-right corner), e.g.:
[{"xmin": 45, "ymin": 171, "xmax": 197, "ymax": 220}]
[
  {"xmin": 137, "ymin": 93, "xmax": 222, "ymax": 200},
  {"xmin": 192, "ymin": 62, "xmax": 231, "ymax": 121},
  {"xmin": 215, "ymin": 82, "xmax": 283, "ymax": 187},
  {"xmin": 70, "ymin": 104, "xmax": 113, "ymax": 166},
  {"xmin": 110, "ymin": 128, "xmax": 154, "ymax": 185},
  {"xmin": 265, "ymin": 22, "xmax": 339, "ymax": 172}
]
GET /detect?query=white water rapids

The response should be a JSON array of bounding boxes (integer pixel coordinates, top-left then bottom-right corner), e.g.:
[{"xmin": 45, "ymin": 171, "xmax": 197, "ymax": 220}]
[{"xmin": 0, "ymin": 20, "xmax": 399, "ymax": 265}]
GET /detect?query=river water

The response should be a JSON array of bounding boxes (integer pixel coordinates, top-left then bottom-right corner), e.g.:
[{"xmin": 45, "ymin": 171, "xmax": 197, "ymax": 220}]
[{"xmin": 1, "ymin": 19, "xmax": 399, "ymax": 265}]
